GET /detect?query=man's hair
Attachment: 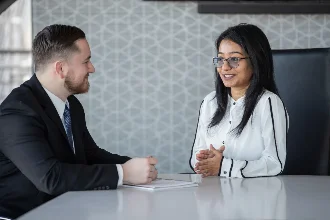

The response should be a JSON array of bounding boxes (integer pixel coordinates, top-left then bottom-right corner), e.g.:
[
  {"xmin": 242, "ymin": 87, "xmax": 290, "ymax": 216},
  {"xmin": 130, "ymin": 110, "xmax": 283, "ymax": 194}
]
[{"xmin": 32, "ymin": 24, "xmax": 86, "ymax": 72}]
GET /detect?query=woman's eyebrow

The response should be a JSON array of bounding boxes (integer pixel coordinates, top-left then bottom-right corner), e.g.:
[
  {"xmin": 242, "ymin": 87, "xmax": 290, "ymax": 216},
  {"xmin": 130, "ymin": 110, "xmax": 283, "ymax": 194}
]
[{"xmin": 218, "ymin": 51, "xmax": 244, "ymax": 55}]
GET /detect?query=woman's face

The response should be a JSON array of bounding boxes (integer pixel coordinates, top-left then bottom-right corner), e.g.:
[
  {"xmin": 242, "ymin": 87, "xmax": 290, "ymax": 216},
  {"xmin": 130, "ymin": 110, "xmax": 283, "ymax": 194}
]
[{"xmin": 217, "ymin": 40, "xmax": 253, "ymax": 91}]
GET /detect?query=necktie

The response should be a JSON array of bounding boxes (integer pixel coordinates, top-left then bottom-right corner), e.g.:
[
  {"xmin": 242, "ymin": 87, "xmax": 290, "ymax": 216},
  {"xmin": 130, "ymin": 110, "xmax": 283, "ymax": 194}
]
[{"xmin": 63, "ymin": 104, "xmax": 74, "ymax": 151}]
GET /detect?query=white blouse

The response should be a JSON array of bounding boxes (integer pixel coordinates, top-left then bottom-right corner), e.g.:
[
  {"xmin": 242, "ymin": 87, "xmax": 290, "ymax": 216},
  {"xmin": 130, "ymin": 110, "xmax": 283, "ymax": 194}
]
[{"xmin": 190, "ymin": 90, "xmax": 289, "ymax": 178}]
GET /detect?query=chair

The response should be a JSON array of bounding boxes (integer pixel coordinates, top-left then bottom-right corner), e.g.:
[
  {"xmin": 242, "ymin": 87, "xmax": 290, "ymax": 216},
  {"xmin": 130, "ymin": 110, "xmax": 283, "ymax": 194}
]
[{"xmin": 272, "ymin": 48, "xmax": 330, "ymax": 175}]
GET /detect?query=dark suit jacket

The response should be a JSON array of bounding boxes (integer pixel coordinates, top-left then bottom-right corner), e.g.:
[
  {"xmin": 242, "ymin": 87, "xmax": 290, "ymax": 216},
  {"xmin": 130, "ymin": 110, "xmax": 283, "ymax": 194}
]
[{"xmin": 0, "ymin": 74, "xmax": 131, "ymax": 219}]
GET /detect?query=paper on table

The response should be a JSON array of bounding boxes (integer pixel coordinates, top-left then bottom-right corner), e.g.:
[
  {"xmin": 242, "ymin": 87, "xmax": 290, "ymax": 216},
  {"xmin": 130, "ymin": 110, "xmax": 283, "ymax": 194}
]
[{"xmin": 122, "ymin": 178, "xmax": 199, "ymax": 191}]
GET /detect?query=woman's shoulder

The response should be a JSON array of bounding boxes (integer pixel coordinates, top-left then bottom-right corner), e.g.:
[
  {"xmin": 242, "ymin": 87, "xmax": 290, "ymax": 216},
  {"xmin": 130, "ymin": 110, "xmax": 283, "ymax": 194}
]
[
  {"xmin": 258, "ymin": 89, "xmax": 285, "ymax": 108},
  {"xmin": 202, "ymin": 91, "xmax": 217, "ymax": 104},
  {"xmin": 199, "ymin": 91, "xmax": 217, "ymax": 116}
]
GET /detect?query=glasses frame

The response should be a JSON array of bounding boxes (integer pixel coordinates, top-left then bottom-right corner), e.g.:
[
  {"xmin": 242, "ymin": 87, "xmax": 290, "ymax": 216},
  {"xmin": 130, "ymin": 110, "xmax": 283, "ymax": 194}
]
[{"xmin": 213, "ymin": 57, "xmax": 249, "ymax": 69}]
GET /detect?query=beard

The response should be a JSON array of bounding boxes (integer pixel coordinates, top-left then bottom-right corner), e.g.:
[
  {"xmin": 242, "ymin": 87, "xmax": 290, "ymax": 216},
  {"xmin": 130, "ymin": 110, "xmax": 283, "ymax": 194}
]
[{"xmin": 64, "ymin": 73, "xmax": 90, "ymax": 95}]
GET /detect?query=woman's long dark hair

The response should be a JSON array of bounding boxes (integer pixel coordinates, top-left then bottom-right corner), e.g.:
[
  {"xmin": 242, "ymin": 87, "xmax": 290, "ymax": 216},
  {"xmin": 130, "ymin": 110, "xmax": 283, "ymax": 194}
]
[{"xmin": 208, "ymin": 23, "xmax": 279, "ymax": 136}]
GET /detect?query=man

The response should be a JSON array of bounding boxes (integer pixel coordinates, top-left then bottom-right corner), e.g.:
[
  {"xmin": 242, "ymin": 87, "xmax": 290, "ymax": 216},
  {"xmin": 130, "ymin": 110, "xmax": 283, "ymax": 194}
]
[{"xmin": 0, "ymin": 24, "xmax": 158, "ymax": 219}]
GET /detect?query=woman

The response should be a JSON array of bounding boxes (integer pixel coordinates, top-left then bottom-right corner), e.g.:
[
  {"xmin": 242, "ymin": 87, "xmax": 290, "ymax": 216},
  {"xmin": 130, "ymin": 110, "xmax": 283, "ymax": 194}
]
[{"xmin": 190, "ymin": 23, "xmax": 288, "ymax": 178}]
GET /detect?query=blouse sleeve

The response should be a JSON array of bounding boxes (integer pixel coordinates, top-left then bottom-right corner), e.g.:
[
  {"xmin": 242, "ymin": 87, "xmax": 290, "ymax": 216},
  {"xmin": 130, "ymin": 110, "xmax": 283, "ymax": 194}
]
[
  {"xmin": 219, "ymin": 95, "xmax": 288, "ymax": 178},
  {"xmin": 189, "ymin": 100, "xmax": 208, "ymax": 171}
]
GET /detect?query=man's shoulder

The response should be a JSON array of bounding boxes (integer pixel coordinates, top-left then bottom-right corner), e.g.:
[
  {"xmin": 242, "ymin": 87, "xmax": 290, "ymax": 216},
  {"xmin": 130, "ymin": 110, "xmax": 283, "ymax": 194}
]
[{"xmin": 0, "ymin": 84, "xmax": 37, "ymax": 116}]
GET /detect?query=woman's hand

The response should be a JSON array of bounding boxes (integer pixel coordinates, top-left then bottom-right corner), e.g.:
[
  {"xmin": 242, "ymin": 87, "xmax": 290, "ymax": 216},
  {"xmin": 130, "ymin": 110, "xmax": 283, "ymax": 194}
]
[
  {"xmin": 194, "ymin": 144, "xmax": 225, "ymax": 177},
  {"xmin": 196, "ymin": 149, "xmax": 214, "ymax": 161}
]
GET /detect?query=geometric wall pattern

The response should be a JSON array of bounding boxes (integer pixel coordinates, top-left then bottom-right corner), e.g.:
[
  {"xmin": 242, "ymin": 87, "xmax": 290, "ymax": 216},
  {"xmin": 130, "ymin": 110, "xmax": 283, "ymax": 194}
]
[
  {"xmin": 32, "ymin": 0, "xmax": 330, "ymax": 173},
  {"xmin": 0, "ymin": 0, "xmax": 32, "ymax": 103}
]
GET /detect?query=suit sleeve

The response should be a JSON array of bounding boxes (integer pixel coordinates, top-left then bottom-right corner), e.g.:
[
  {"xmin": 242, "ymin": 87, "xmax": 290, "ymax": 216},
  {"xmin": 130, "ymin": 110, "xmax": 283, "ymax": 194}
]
[
  {"xmin": 220, "ymin": 96, "xmax": 288, "ymax": 178},
  {"xmin": 0, "ymin": 101, "xmax": 121, "ymax": 196}
]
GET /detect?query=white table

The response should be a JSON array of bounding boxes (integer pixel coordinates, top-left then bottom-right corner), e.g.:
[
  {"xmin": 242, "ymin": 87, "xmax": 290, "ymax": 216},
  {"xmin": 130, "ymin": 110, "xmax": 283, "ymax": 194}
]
[{"xmin": 17, "ymin": 174, "xmax": 330, "ymax": 220}]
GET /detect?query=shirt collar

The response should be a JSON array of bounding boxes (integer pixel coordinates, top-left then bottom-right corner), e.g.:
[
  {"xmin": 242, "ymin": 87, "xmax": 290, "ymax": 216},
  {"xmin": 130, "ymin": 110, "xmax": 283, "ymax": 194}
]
[
  {"xmin": 43, "ymin": 87, "xmax": 68, "ymax": 118},
  {"xmin": 228, "ymin": 94, "xmax": 245, "ymax": 106}
]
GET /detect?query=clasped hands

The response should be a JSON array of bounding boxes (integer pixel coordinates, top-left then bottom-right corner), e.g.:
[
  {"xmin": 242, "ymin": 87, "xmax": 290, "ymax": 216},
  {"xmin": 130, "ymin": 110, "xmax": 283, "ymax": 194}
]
[{"xmin": 194, "ymin": 144, "xmax": 225, "ymax": 177}]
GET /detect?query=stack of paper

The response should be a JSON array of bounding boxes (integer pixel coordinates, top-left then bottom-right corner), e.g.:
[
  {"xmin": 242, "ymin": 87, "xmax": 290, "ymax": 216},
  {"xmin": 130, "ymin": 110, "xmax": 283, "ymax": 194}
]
[{"xmin": 123, "ymin": 178, "xmax": 199, "ymax": 191}]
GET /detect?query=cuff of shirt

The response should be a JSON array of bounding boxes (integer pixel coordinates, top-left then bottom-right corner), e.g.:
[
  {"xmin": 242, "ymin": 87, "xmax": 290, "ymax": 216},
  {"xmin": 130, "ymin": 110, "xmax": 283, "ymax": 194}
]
[
  {"xmin": 220, "ymin": 157, "xmax": 234, "ymax": 177},
  {"xmin": 190, "ymin": 152, "xmax": 198, "ymax": 171},
  {"xmin": 193, "ymin": 153, "xmax": 198, "ymax": 169},
  {"xmin": 220, "ymin": 157, "xmax": 246, "ymax": 178},
  {"xmin": 218, "ymin": 156, "xmax": 224, "ymax": 176},
  {"xmin": 116, "ymin": 164, "xmax": 123, "ymax": 186}
]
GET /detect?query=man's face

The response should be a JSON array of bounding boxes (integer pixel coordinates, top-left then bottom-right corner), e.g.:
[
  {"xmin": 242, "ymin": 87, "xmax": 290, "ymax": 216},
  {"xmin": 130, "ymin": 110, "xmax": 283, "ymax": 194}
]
[{"xmin": 64, "ymin": 39, "xmax": 95, "ymax": 94}]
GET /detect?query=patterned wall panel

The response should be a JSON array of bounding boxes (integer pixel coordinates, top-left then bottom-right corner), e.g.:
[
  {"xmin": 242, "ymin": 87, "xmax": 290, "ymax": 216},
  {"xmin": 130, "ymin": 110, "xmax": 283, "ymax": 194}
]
[
  {"xmin": 32, "ymin": 0, "xmax": 330, "ymax": 173},
  {"xmin": 0, "ymin": 0, "xmax": 32, "ymax": 103}
]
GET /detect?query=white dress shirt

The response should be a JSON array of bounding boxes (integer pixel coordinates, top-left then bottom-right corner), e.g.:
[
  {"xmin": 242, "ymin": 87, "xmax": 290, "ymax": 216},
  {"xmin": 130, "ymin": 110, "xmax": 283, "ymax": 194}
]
[
  {"xmin": 190, "ymin": 90, "xmax": 288, "ymax": 178},
  {"xmin": 43, "ymin": 88, "xmax": 123, "ymax": 186}
]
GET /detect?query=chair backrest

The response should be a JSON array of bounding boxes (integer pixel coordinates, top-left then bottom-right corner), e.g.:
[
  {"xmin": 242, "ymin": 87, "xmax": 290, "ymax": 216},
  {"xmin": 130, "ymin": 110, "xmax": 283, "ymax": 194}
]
[{"xmin": 272, "ymin": 48, "xmax": 330, "ymax": 175}]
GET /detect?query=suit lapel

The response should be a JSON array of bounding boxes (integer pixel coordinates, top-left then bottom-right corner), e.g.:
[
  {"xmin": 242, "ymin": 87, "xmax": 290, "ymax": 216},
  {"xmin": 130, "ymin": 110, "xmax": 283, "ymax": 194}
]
[
  {"xmin": 24, "ymin": 75, "xmax": 73, "ymax": 151},
  {"xmin": 68, "ymin": 97, "xmax": 86, "ymax": 163}
]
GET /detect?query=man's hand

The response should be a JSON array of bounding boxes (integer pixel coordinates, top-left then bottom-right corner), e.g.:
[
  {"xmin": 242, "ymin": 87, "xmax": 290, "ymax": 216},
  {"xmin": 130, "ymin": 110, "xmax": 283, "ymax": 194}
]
[
  {"xmin": 194, "ymin": 144, "xmax": 225, "ymax": 177},
  {"xmin": 150, "ymin": 165, "xmax": 158, "ymax": 181},
  {"xmin": 122, "ymin": 157, "xmax": 158, "ymax": 185},
  {"xmin": 148, "ymin": 156, "xmax": 158, "ymax": 181}
]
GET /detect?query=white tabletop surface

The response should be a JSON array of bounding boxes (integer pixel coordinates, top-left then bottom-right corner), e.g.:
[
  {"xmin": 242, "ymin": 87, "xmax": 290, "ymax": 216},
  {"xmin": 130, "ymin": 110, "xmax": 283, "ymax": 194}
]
[{"xmin": 17, "ymin": 174, "xmax": 330, "ymax": 220}]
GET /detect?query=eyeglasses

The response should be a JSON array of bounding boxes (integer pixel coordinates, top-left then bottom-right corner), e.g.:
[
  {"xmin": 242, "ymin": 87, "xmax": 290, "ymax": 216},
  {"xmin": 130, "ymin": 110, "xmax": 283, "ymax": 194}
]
[{"xmin": 213, "ymin": 57, "xmax": 249, "ymax": 68}]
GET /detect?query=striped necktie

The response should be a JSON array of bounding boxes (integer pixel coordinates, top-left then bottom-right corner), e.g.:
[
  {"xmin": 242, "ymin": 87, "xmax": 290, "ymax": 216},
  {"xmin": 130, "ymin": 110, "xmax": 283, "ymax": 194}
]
[{"xmin": 63, "ymin": 104, "xmax": 74, "ymax": 151}]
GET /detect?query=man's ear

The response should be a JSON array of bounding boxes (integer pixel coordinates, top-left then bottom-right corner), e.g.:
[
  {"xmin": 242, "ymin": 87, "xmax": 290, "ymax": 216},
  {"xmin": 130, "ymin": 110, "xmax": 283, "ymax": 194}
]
[{"xmin": 55, "ymin": 61, "xmax": 67, "ymax": 79}]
